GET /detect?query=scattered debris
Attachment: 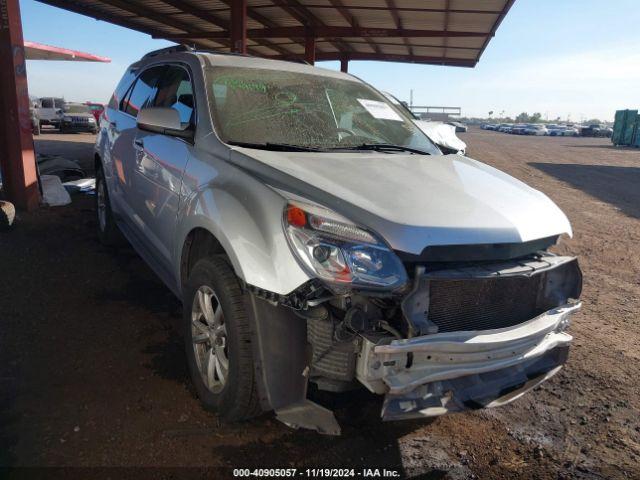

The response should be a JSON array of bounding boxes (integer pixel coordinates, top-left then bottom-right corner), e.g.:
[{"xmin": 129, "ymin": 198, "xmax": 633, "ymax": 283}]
[
  {"xmin": 37, "ymin": 154, "xmax": 85, "ymax": 182},
  {"xmin": 41, "ymin": 175, "xmax": 72, "ymax": 206},
  {"xmin": 63, "ymin": 177, "xmax": 95, "ymax": 194}
]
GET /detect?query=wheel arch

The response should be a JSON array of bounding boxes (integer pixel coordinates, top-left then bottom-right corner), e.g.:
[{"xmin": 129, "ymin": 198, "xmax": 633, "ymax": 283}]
[{"xmin": 180, "ymin": 227, "xmax": 230, "ymax": 290}]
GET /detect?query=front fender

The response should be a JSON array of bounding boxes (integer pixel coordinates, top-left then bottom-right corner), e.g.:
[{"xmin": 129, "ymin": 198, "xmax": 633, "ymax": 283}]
[{"xmin": 175, "ymin": 155, "xmax": 310, "ymax": 296}]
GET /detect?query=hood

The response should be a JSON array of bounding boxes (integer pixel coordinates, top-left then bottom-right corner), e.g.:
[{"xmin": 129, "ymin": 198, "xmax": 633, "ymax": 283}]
[{"xmin": 229, "ymin": 149, "xmax": 572, "ymax": 255}]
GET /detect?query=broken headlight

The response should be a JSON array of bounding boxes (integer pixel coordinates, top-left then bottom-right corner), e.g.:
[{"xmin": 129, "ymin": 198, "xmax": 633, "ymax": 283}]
[{"xmin": 283, "ymin": 202, "xmax": 407, "ymax": 291}]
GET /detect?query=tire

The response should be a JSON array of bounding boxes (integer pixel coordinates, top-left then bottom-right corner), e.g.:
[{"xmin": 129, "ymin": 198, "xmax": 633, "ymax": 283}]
[
  {"xmin": 95, "ymin": 166, "xmax": 122, "ymax": 246},
  {"xmin": 0, "ymin": 200, "xmax": 16, "ymax": 231},
  {"xmin": 183, "ymin": 257, "xmax": 261, "ymax": 422}
]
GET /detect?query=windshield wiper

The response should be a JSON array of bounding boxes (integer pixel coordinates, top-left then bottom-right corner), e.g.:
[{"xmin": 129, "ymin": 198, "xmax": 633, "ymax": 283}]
[
  {"xmin": 228, "ymin": 141, "xmax": 323, "ymax": 152},
  {"xmin": 329, "ymin": 143, "xmax": 431, "ymax": 155}
]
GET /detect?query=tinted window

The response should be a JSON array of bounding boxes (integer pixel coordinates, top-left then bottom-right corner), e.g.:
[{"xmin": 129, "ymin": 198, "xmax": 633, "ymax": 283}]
[
  {"xmin": 41, "ymin": 98, "xmax": 53, "ymax": 108},
  {"xmin": 154, "ymin": 66, "xmax": 195, "ymax": 126},
  {"xmin": 122, "ymin": 66, "xmax": 165, "ymax": 117},
  {"xmin": 107, "ymin": 69, "xmax": 137, "ymax": 110}
]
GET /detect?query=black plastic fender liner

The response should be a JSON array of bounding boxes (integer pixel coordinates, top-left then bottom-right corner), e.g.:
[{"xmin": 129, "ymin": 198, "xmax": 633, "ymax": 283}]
[
  {"xmin": 245, "ymin": 293, "xmax": 308, "ymax": 411},
  {"xmin": 245, "ymin": 293, "xmax": 341, "ymax": 434}
]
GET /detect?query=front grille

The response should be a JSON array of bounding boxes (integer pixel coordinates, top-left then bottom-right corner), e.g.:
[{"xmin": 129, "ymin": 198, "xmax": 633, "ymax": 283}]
[
  {"xmin": 417, "ymin": 257, "xmax": 582, "ymax": 333},
  {"xmin": 428, "ymin": 275, "xmax": 545, "ymax": 332},
  {"xmin": 71, "ymin": 116, "xmax": 88, "ymax": 123}
]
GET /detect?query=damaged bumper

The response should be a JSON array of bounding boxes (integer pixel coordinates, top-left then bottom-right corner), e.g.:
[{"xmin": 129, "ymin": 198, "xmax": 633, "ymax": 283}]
[{"xmin": 357, "ymin": 302, "xmax": 580, "ymax": 420}]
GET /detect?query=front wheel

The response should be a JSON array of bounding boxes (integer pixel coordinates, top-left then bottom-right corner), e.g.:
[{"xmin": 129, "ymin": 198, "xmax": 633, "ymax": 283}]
[{"xmin": 183, "ymin": 257, "xmax": 262, "ymax": 421}]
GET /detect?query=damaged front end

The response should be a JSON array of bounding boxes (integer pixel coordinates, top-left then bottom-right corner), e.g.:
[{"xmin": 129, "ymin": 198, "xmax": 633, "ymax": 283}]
[
  {"xmin": 243, "ymin": 202, "xmax": 584, "ymax": 433},
  {"xmin": 247, "ymin": 251, "xmax": 582, "ymax": 434}
]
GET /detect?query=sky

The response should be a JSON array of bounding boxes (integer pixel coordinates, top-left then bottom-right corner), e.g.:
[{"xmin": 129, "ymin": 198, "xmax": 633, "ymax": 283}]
[{"xmin": 20, "ymin": 0, "xmax": 640, "ymax": 122}]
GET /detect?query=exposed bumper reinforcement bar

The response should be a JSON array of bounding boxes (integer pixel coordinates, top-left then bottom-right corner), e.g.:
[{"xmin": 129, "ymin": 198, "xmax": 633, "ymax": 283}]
[
  {"xmin": 381, "ymin": 346, "xmax": 568, "ymax": 420},
  {"xmin": 355, "ymin": 302, "xmax": 580, "ymax": 419}
]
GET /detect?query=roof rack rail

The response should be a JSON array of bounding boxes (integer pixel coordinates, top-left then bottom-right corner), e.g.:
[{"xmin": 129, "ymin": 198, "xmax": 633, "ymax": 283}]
[
  {"xmin": 142, "ymin": 45, "xmax": 194, "ymax": 59},
  {"xmin": 192, "ymin": 48, "xmax": 251, "ymax": 58}
]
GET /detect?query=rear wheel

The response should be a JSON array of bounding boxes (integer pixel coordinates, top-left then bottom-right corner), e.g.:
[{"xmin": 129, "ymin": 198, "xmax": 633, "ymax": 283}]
[
  {"xmin": 95, "ymin": 167, "xmax": 122, "ymax": 246},
  {"xmin": 183, "ymin": 257, "xmax": 261, "ymax": 421}
]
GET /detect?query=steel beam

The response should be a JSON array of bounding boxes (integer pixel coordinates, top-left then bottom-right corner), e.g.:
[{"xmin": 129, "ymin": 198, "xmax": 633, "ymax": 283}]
[
  {"xmin": 0, "ymin": 0, "xmax": 40, "ymax": 210},
  {"xmin": 230, "ymin": 0, "xmax": 247, "ymax": 53},
  {"xmin": 269, "ymin": 51, "xmax": 475, "ymax": 67},
  {"xmin": 304, "ymin": 34, "xmax": 315, "ymax": 64},
  {"xmin": 164, "ymin": 26, "xmax": 490, "ymax": 40},
  {"xmin": 250, "ymin": 4, "xmax": 503, "ymax": 14},
  {"xmin": 475, "ymin": 0, "xmax": 515, "ymax": 65},
  {"xmin": 218, "ymin": 0, "xmax": 297, "ymax": 57},
  {"xmin": 384, "ymin": 0, "xmax": 412, "ymax": 56}
]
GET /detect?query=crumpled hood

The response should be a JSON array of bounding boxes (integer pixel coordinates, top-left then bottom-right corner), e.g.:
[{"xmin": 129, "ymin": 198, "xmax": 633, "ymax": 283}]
[{"xmin": 229, "ymin": 149, "xmax": 572, "ymax": 255}]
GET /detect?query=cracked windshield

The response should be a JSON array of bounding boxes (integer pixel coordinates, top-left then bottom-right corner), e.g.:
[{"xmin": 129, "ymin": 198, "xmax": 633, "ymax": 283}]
[{"xmin": 206, "ymin": 66, "xmax": 440, "ymax": 154}]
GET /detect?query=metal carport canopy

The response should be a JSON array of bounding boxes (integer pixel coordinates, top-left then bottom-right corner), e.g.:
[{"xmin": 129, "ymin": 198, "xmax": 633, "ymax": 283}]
[
  {"xmin": 1, "ymin": 0, "xmax": 515, "ymax": 212},
  {"xmin": 36, "ymin": 0, "xmax": 515, "ymax": 69}
]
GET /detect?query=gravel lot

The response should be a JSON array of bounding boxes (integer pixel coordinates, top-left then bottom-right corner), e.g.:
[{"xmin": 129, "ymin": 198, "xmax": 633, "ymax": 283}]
[{"xmin": 1, "ymin": 130, "xmax": 639, "ymax": 479}]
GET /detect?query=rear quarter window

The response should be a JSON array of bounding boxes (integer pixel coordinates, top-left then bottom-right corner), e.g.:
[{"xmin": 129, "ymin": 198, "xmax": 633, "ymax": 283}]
[{"xmin": 107, "ymin": 69, "xmax": 137, "ymax": 110}]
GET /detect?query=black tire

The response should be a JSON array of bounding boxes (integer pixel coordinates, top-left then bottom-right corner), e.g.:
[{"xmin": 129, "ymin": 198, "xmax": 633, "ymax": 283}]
[
  {"xmin": 183, "ymin": 257, "xmax": 261, "ymax": 421},
  {"xmin": 95, "ymin": 166, "xmax": 122, "ymax": 246}
]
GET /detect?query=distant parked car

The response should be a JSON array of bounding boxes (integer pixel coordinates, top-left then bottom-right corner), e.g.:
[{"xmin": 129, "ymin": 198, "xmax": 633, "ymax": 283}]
[
  {"xmin": 497, "ymin": 123, "xmax": 513, "ymax": 133},
  {"xmin": 510, "ymin": 124, "xmax": 529, "ymax": 135},
  {"xmin": 562, "ymin": 127, "xmax": 580, "ymax": 137},
  {"xmin": 86, "ymin": 102, "xmax": 105, "ymax": 123},
  {"xmin": 581, "ymin": 124, "xmax": 612, "ymax": 138},
  {"xmin": 415, "ymin": 120, "xmax": 467, "ymax": 155},
  {"xmin": 381, "ymin": 92, "xmax": 466, "ymax": 155},
  {"xmin": 60, "ymin": 103, "xmax": 98, "ymax": 133},
  {"xmin": 37, "ymin": 97, "xmax": 65, "ymax": 128},
  {"xmin": 447, "ymin": 121, "xmax": 468, "ymax": 133},
  {"xmin": 30, "ymin": 106, "xmax": 40, "ymax": 135},
  {"xmin": 547, "ymin": 125, "xmax": 566, "ymax": 136},
  {"xmin": 524, "ymin": 124, "xmax": 548, "ymax": 136}
]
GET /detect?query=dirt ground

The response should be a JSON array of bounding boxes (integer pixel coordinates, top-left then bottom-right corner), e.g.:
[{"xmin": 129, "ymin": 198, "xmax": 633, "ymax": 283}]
[{"xmin": 1, "ymin": 130, "xmax": 639, "ymax": 479}]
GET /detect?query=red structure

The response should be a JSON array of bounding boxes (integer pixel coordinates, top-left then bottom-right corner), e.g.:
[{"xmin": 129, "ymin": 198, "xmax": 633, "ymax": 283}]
[
  {"xmin": 0, "ymin": 0, "xmax": 39, "ymax": 211},
  {"xmin": 23, "ymin": 41, "xmax": 111, "ymax": 62}
]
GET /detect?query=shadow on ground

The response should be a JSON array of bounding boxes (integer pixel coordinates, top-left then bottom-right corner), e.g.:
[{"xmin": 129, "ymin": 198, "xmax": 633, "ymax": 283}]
[
  {"xmin": 562, "ymin": 143, "xmax": 638, "ymax": 150},
  {"xmin": 530, "ymin": 163, "xmax": 640, "ymax": 219},
  {"xmin": 34, "ymin": 134, "xmax": 96, "ymax": 174}
]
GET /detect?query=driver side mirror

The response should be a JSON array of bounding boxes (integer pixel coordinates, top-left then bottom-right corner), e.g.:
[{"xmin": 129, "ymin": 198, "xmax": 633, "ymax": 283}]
[{"xmin": 137, "ymin": 107, "xmax": 193, "ymax": 140}]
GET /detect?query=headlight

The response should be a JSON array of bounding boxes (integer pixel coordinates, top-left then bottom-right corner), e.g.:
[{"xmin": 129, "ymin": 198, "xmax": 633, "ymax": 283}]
[
  {"xmin": 88, "ymin": 117, "xmax": 96, "ymax": 123},
  {"xmin": 283, "ymin": 202, "xmax": 407, "ymax": 291}
]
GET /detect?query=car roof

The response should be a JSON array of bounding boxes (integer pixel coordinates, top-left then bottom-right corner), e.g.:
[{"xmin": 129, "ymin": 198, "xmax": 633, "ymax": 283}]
[{"xmin": 133, "ymin": 49, "xmax": 359, "ymax": 83}]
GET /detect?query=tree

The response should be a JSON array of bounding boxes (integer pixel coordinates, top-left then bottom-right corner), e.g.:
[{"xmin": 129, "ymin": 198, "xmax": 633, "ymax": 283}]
[{"xmin": 514, "ymin": 112, "xmax": 543, "ymax": 123}]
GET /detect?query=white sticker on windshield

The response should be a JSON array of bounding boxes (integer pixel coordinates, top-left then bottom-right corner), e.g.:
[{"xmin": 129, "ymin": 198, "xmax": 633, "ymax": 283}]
[{"xmin": 357, "ymin": 99, "xmax": 403, "ymax": 121}]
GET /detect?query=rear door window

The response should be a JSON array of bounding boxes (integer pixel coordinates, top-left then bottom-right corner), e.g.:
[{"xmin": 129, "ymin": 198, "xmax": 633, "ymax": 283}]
[{"xmin": 121, "ymin": 66, "xmax": 166, "ymax": 117}]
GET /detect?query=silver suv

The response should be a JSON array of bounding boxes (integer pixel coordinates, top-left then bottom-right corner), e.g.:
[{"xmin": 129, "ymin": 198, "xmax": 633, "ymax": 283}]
[{"xmin": 95, "ymin": 47, "xmax": 582, "ymax": 435}]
